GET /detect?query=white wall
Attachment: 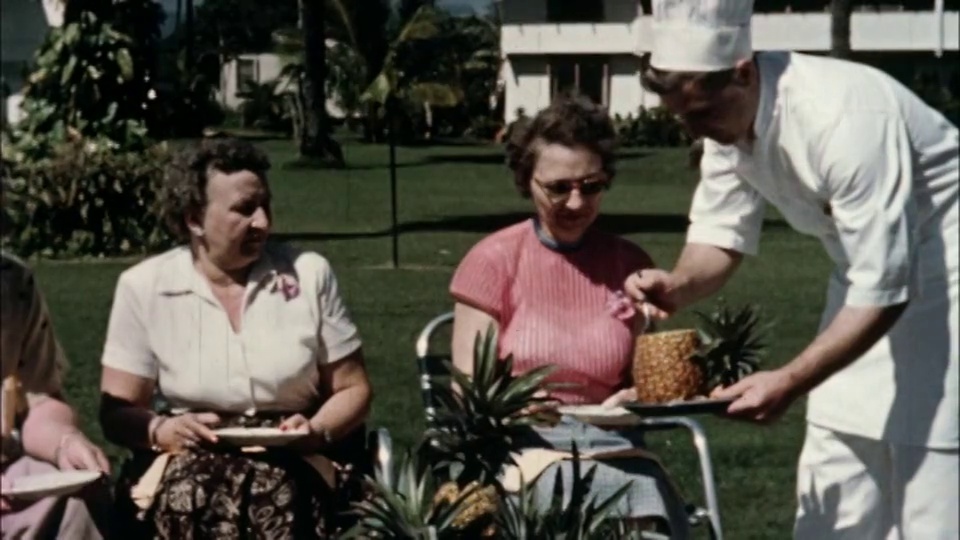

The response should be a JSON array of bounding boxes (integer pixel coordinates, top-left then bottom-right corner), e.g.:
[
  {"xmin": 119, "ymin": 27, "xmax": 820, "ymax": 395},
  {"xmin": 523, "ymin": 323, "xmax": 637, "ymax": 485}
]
[
  {"xmin": 502, "ymin": 56, "xmax": 550, "ymax": 124},
  {"xmin": 607, "ymin": 55, "xmax": 659, "ymax": 119}
]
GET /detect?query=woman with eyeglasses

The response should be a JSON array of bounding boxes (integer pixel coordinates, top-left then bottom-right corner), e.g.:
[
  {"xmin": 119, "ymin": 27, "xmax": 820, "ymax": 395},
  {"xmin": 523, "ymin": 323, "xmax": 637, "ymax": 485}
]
[{"xmin": 448, "ymin": 96, "xmax": 690, "ymax": 537}]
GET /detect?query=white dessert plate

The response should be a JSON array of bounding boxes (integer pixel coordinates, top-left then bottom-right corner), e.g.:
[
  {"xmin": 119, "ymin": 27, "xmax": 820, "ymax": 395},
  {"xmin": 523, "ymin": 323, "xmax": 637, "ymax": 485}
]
[
  {"xmin": 5, "ymin": 470, "xmax": 103, "ymax": 501},
  {"xmin": 556, "ymin": 405, "xmax": 644, "ymax": 426},
  {"xmin": 213, "ymin": 427, "xmax": 309, "ymax": 447}
]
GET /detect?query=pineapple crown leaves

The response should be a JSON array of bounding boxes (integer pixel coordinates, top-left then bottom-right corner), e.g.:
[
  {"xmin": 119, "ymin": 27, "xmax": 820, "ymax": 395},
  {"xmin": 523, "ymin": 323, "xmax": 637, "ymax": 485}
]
[
  {"xmin": 496, "ymin": 442, "xmax": 636, "ymax": 540},
  {"xmin": 692, "ymin": 298, "xmax": 773, "ymax": 389},
  {"xmin": 342, "ymin": 444, "xmax": 490, "ymax": 540},
  {"xmin": 425, "ymin": 324, "xmax": 561, "ymax": 483}
]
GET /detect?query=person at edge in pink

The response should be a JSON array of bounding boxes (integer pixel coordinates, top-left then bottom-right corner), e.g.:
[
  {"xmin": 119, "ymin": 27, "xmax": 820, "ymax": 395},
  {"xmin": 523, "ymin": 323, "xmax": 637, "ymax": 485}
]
[
  {"xmin": 449, "ymin": 96, "xmax": 690, "ymax": 537},
  {"xmin": 0, "ymin": 252, "xmax": 114, "ymax": 539}
]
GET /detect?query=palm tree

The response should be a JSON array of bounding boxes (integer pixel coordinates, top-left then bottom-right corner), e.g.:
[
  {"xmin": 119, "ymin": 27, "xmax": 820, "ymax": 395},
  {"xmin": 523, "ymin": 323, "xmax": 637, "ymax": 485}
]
[
  {"xmin": 830, "ymin": 0, "xmax": 853, "ymax": 60},
  {"xmin": 361, "ymin": 5, "xmax": 466, "ymax": 137}
]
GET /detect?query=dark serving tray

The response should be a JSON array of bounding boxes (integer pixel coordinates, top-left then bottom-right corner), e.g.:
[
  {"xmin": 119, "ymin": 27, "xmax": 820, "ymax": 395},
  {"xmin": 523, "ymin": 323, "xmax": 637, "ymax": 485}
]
[{"xmin": 622, "ymin": 398, "xmax": 734, "ymax": 417}]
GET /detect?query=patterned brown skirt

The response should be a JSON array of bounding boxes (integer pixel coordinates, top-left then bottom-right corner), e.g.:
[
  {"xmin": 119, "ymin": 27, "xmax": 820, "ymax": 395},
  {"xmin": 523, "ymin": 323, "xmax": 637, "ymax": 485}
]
[{"xmin": 114, "ymin": 414, "xmax": 346, "ymax": 540}]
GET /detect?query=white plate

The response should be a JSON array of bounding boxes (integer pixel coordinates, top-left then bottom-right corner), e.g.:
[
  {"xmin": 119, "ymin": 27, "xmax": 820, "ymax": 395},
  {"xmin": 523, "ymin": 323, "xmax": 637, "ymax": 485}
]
[
  {"xmin": 557, "ymin": 405, "xmax": 643, "ymax": 426},
  {"xmin": 5, "ymin": 470, "xmax": 103, "ymax": 501},
  {"xmin": 213, "ymin": 427, "xmax": 308, "ymax": 447}
]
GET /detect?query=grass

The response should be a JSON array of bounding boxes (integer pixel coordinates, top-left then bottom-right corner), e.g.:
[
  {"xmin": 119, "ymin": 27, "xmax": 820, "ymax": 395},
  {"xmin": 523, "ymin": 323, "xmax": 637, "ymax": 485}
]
[{"xmin": 31, "ymin": 140, "xmax": 832, "ymax": 539}]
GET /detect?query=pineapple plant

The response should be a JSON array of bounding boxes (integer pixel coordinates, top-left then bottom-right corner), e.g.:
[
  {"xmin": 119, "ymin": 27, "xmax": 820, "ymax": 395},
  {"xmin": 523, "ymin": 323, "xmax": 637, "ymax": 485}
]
[
  {"xmin": 634, "ymin": 299, "xmax": 769, "ymax": 403},
  {"xmin": 346, "ymin": 325, "xmax": 561, "ymax": 539},
  {"xmin": 427, "ymin": 324, "xmax": 561, "ymax": 484},
  {"xmin": 496, "ymin": 442, "xmax": 645, "ymax": 540},
  {"xmin": 342, "ymin": 443, "xmax": 498, "ymax": 539}
]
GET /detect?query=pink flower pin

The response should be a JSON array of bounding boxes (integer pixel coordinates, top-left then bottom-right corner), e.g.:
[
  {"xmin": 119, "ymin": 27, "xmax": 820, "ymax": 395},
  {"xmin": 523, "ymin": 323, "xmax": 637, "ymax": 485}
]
[
  {"xmin": 606, "ymin": 291, "xmax": 636, "ymax": 321},
  {"xmin": 269, "ymin": 272, "xmax": 300, "ymax": 301}
]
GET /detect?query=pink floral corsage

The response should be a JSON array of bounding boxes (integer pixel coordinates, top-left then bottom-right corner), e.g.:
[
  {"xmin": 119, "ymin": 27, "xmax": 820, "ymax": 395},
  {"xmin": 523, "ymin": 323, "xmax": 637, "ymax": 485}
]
[
  {"xmin": 606, "ymin": 291, "xmax": 636, "ymax": 321},
  {"xmin": 268, "ymin": 271, "xmax": 300, "ymax": 301}
]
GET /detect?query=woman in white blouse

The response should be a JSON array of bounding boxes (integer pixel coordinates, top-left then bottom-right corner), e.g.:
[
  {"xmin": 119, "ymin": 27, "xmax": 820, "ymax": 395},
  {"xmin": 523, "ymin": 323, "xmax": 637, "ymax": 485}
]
[{"xmin": 98, "ymin": 138, "xmax": 372, "ymax": 539}]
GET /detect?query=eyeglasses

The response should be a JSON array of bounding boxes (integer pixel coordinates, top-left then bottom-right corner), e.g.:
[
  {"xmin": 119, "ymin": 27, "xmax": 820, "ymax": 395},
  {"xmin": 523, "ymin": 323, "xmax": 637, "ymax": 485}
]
[{"xmin": 533, "ymin": 173, "xmax": 609, "ymax": 203}]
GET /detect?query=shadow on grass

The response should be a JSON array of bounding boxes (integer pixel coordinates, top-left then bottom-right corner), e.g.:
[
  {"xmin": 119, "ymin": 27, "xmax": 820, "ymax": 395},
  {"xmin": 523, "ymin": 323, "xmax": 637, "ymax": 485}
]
[{"xmin": 274, "ymin": 212, "xmax": 791, "ymax": 241}]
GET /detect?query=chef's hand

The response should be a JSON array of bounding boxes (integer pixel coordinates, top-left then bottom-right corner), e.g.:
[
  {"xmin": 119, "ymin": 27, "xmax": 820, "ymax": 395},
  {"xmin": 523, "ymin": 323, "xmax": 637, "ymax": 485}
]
[
  {"xmin": 623, "ymin": 269, "xmax": 683, "ymax": 321},
  {"xmin": 601, "ymin": 388, "xmax": 636, "ymax": 408},
  {"xmin": 712, "ymin": 369, "xmax": 800, "ymax": 424}
]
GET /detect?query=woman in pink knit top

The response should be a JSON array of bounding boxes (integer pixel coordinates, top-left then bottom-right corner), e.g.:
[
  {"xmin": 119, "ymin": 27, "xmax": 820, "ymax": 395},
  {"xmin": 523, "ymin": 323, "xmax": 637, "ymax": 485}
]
[{"xmin": 449, "ymin": 97, "xmax": 689, "ymax": 536}]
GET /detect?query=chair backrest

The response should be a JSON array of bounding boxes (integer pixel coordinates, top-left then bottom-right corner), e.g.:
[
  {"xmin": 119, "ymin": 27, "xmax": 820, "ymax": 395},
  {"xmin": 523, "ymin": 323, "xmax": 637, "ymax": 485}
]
[{"xmin": 414, "ymin": 312, "xmax": 454, "ymax": 428}]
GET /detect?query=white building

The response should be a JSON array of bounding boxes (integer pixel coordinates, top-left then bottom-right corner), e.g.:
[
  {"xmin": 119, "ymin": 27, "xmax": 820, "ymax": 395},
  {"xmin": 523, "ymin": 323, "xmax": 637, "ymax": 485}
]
[
  {"xmin": 218, "ymin": 53, "xmax": 289, "ymax": 110},
  {"xmin": 498, "ymin": 0, "xmax": 960, "ymax": 123},
  {"xmin": 218, "ymin": 45, "xmax": 348, "ymax": 119}
]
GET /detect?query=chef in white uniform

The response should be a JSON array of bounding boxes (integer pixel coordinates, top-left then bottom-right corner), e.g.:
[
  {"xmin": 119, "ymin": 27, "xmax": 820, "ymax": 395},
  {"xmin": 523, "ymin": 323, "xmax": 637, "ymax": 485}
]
[{"xmin": 624, "ymin": 1, "xmax": 959, "ymax": 538}]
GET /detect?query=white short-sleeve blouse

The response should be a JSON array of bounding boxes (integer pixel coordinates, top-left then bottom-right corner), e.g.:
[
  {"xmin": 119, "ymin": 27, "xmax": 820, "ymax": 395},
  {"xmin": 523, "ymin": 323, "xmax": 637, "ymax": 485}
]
[{"xmin": 100, "ymin": 243, "xmax": 362, "ymax": 414}]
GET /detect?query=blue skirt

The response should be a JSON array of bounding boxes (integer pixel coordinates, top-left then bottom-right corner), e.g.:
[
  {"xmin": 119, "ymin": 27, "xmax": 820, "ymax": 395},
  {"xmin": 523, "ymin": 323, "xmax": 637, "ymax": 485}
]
[{"xmin": 516, "ymin": 417, "xmax": 692, "ymax": 537}]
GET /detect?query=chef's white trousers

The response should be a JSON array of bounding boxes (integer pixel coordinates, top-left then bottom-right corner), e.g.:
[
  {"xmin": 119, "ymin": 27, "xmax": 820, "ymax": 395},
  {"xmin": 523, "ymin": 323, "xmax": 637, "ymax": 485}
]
[{"xmin": 794, "ymin": 423, "xmax": 959, "ymax": 540}]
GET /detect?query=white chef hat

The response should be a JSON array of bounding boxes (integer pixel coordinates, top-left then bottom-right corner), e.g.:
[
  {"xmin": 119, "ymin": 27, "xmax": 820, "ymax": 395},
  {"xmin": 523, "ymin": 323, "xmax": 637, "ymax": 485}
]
[{"xmin": 649, "ymin": 0, "xmax": 755, "ymax": 72}]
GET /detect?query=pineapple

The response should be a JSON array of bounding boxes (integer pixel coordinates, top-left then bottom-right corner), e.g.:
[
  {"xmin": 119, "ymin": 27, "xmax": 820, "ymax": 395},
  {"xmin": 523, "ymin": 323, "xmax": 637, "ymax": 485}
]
[
  {"xmin": 633, "ymin": 300, "xmax": 768, "ymax": 403},
  {"xmin": 343, "ymin": 445, "xmax": 497, "ymax": 539}
]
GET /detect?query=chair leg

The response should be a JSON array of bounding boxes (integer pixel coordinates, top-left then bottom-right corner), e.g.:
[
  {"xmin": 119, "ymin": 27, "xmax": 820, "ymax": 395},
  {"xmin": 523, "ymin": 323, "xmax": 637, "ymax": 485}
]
[
  {"xmin": 640, "ymin": 417, "xmax": 723, "ymax": 540},
  {"xmin": 371, "ymin": 427, "xmax": 394, "ymax": 487}
]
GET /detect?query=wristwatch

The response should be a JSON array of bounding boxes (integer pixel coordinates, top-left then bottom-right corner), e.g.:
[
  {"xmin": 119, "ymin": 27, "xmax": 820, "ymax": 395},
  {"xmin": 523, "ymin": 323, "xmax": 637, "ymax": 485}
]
[{"xmin": 311, "ymin": 423, "xmax": 334, "ymax": 446}]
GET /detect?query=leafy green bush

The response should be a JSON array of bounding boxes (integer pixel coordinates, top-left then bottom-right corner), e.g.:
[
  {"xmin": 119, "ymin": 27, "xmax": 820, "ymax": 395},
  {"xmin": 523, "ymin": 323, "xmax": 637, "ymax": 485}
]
[
  {"xmin": 464, "ymin": 115, "xmax": 502, "ymax": 142},
  {"xmin": 614, "ymin": 106, "xmax": 691, "ymax": 148},
  {"xmin": 11, "ymin": 10, "xmax": 153, "ymax": 159},
  {"xmin": 1, "ymin": 136, "xmax": 174, "ymax": 258}
]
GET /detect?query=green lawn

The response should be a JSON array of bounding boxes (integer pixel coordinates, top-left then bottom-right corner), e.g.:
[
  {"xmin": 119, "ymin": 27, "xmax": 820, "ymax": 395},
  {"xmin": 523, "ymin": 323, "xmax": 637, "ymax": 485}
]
[{"xmin": 32, "ymin": 140, "xmax": 832, "ymax": 539}]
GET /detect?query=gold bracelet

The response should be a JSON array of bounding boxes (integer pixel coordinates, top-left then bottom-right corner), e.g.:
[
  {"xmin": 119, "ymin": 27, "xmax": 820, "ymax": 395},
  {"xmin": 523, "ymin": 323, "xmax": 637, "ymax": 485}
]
[{"xmin": 148, "ymin": 415, "xmax": 168, "ymax": 452}]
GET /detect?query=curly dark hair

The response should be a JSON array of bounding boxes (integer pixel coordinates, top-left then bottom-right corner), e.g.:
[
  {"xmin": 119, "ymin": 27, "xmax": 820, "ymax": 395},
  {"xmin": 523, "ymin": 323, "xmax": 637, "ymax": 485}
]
[
  {"xmin": 159, "ymin": 138, "xmax": 271, "ymax": 240},
  {"xmin": 505, "ymin": 95, "xmax": 618, "ymax": 197}
]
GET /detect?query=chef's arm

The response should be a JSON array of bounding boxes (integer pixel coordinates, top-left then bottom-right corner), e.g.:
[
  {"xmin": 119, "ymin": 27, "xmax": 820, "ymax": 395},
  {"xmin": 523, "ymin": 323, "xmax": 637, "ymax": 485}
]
[
  {"xmin": 781, "ymin": 113, "xmax": 916, "ymax": 395},
  {"xmin": 668, "ymin": 243, "xmax": 744, "ymax": 310},
  {"xmin": 668, "ymin": 140, "xmax": 763, "ymax": 312},
  {"xmin": 781, "ymin": 302, "xmax": 907, "ymax": 395}
]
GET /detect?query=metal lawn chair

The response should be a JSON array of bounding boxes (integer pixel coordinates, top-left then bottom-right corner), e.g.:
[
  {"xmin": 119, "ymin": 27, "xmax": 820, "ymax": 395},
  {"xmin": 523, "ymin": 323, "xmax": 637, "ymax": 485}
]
[{"xmin": 415, "ymin": 311, "xmax": 723, "ymax": 540}]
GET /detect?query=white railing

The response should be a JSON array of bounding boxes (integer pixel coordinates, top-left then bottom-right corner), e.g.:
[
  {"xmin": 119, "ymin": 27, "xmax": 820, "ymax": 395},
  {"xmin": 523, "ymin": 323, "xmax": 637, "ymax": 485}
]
[
  {"xmin": 502, "ymin": 11, "xmax": 959, "ymax": 55},
  {"xmin": 501, "ymin": 22, "xmax": 638, "ymax": 55}
]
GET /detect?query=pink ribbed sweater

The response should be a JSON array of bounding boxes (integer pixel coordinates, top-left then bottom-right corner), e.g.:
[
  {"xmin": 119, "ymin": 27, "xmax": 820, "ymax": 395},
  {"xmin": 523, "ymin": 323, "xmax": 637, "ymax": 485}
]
[{"xmin": 450, "ymin": 219, "xmax": 653, "ymax": 404}]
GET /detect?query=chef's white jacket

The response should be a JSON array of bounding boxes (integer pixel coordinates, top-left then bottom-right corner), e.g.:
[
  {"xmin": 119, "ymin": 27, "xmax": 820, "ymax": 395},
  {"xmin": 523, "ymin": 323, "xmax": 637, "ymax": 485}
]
[{"xmin": 690, "ymin": 52, "xmax": 959, "ymax": 449}]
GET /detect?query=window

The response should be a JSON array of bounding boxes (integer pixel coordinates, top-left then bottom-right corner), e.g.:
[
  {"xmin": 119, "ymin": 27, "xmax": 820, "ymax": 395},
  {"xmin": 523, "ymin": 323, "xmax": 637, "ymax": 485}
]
[
  {"xmin": 550, "ymin": 56, "xmax": 609, "ymax": 107},
  {"xmin": 546, "ymin": 0, "xmax": 604, "ymax": 22},
  {"xmin": 236, "ymin": 58, "xmax": 258, "ymax": 91}
]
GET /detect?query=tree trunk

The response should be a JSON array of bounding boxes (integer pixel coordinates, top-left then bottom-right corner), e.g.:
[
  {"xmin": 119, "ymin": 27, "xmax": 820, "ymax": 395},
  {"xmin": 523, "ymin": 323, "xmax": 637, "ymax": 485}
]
[
  {"xmin": 830, "ymin": 0, "xmax": 853, "ymax": 60},
  {"xmin": 298, "ymin": 0, "xmax": 344, "ymax": 165}
]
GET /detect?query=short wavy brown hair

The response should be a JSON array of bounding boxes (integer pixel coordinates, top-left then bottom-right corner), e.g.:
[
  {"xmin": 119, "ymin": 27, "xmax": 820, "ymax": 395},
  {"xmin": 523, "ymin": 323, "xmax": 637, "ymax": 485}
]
[
  {"xmin": 505, "ymin": 95, "xmax": 618, "ymax": 198},
  {"xmin": 159, "ymin": 138, "xmax": 271, "ymax": 240}
]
